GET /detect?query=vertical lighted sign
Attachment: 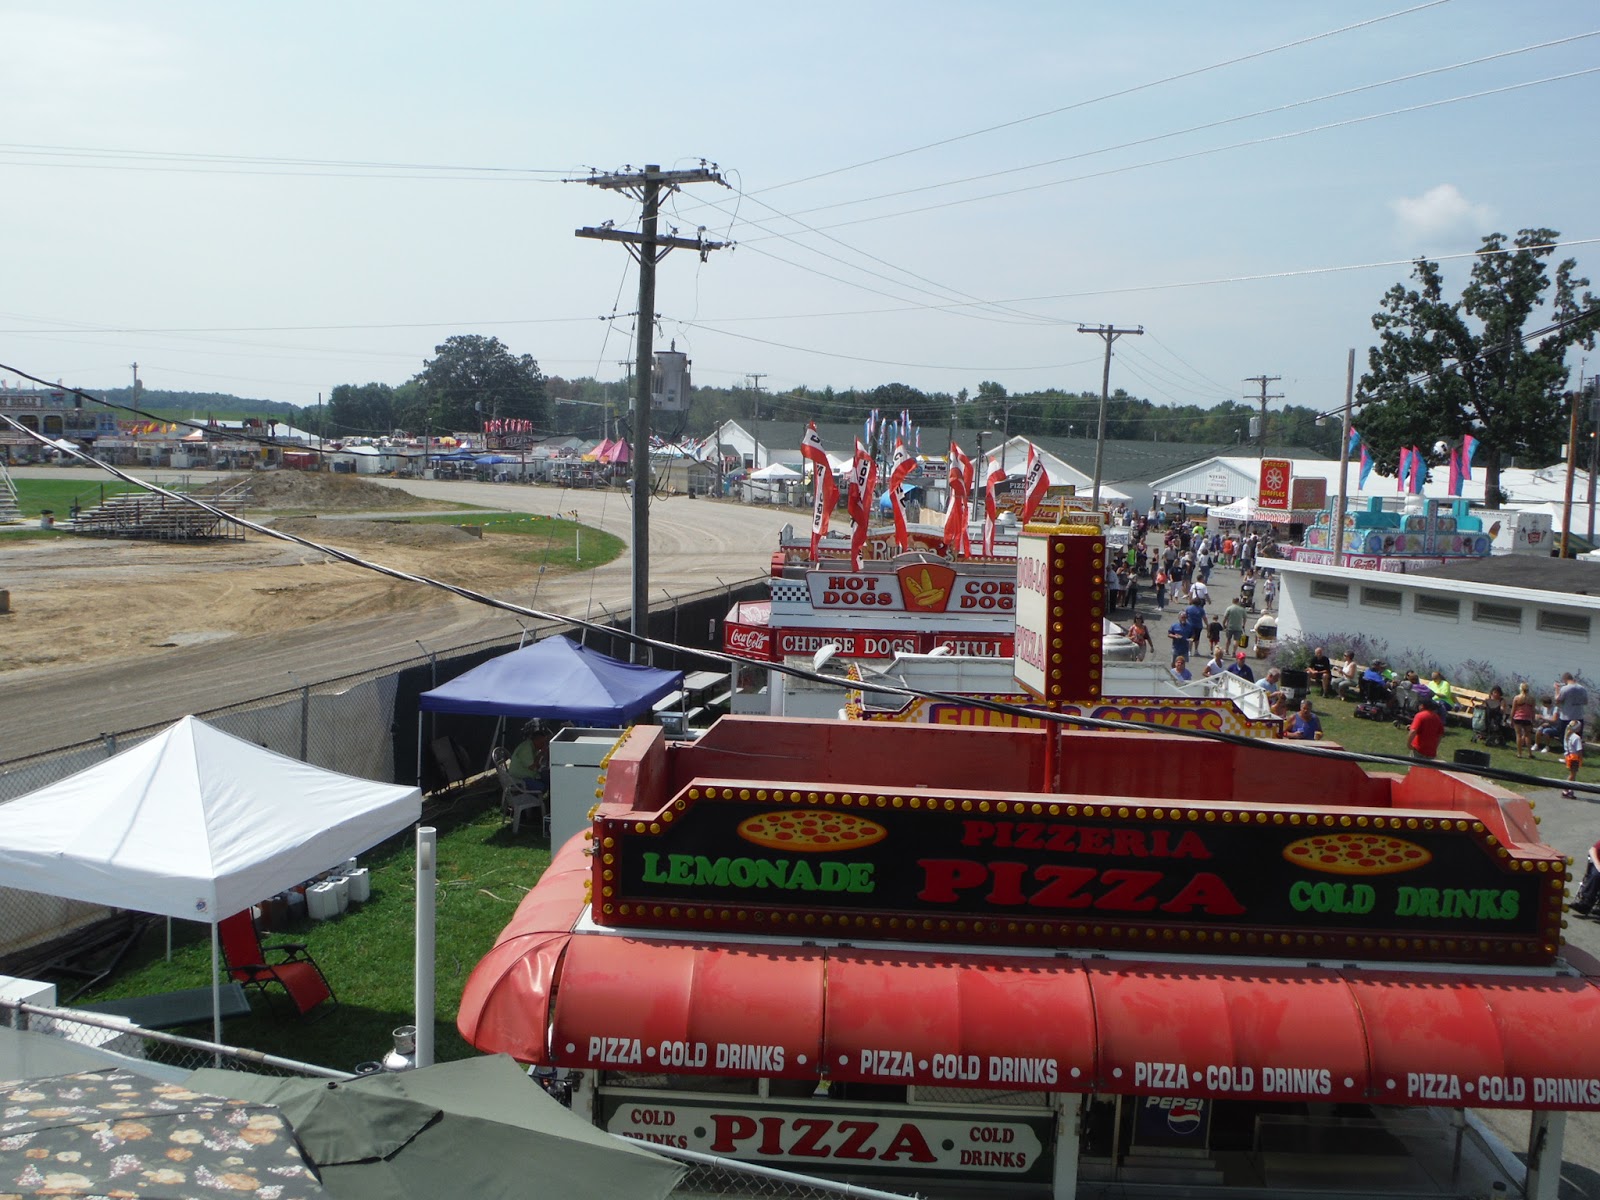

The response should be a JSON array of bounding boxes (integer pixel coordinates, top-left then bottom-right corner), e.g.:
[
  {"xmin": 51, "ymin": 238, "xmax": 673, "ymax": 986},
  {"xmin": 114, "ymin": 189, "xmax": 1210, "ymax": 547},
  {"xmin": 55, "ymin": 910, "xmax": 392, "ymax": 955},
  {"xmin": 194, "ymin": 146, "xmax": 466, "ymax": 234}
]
[
  {"xmin": 1012, "ymin": 529, "xmax": 1104, "ymax": 703},
  {"xmin": 1258, "ymin": 459, "xmax": 1292, "ymax": 510}
]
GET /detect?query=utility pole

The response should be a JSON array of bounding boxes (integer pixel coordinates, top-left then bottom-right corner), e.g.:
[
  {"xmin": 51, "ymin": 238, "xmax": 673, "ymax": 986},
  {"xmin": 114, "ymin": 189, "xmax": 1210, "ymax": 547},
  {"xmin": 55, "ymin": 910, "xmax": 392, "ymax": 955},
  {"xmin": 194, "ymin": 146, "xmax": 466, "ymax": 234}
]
[
  {"xmin": 1244, "ymin": 374, "xmax": 1283, "ymax": 459},
  {"xmin": 1332, "ymin": 350, "xmax": 1355, "ymax": 567},
  {"xmin": 1582, "ymin": 362, "xmax": 1596, "ymax": 544},
  {"xmin": 1562, "ymin": 391, "xmax": 1580, "ymax": 559},
  {"xmin": 577, "ymin": 163, "xmax": 728, "ymax": 662},
  {"xmin": 746, "ymin": 373, "xmax": 766, "ymax": 422},
  {"xmin": 1077, "ymin": 324, "xmax": 1143, "ymax": 510}
]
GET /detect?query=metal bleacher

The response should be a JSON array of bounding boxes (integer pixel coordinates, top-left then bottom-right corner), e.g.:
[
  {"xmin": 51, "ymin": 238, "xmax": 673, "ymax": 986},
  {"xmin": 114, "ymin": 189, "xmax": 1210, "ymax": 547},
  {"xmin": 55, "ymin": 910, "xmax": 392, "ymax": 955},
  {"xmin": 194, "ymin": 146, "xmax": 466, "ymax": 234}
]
[{"xmin": 70, "ymin": 480, "xmax": 250, "ymax": 541}]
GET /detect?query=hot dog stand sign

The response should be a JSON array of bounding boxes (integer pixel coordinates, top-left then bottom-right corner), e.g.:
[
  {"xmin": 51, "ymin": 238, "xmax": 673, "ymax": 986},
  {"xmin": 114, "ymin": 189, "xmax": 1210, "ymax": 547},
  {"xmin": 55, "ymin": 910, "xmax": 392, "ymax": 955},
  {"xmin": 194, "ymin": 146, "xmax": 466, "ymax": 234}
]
[{"xmin": 593, "ymin": 789, "xmax": 1564, "ymax": 965}]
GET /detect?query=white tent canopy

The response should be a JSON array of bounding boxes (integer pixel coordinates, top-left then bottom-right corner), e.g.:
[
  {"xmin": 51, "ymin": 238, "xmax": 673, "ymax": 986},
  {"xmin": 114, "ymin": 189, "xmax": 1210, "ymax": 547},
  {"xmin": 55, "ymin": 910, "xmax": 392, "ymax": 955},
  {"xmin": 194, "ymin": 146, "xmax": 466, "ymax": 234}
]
[
  {"xmin": 748, "ymin": 462, "xmax": 800, "ymax": 480},
  {"xmin": 0, "ymin": 716, "xmax": 421, "ymax": 1039}
]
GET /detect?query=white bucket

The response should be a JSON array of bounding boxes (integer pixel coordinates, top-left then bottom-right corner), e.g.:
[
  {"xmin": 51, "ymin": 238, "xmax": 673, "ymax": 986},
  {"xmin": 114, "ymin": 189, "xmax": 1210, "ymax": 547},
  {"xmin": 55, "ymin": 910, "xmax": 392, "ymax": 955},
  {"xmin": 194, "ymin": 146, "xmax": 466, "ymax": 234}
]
[
  {"xmin": 331, "ymin": 875, "xmax": 350, "ymax": 913},
  {"xmin": 345, "ymin": 867, "xmax": 371, "ymax": 904},
  {"xmin": 306, "ymin": 881, "xmax": 339, "ymax": 921}
]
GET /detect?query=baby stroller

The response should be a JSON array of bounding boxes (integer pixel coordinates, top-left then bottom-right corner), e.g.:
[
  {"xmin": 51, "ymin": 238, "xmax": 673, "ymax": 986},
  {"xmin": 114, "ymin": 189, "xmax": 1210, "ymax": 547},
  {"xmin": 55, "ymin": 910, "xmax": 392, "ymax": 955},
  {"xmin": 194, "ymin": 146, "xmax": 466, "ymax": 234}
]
[{"xmin": 1471, "ymin": 704, "xmax": 1510, "ymax": 749}]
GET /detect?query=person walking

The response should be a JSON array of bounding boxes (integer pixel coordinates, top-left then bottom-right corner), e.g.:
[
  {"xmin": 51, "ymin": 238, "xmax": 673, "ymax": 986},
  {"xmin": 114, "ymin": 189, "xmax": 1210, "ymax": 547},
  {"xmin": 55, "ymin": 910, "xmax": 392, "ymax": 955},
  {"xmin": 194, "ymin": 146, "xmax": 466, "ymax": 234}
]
[
  {"xmin": 1222, "ymin": 597, "xmax": 1248, "ymax": 656},
  {"xmin": 1563, "ymin": 721, "xmax": 1586, "ymax": 799}
]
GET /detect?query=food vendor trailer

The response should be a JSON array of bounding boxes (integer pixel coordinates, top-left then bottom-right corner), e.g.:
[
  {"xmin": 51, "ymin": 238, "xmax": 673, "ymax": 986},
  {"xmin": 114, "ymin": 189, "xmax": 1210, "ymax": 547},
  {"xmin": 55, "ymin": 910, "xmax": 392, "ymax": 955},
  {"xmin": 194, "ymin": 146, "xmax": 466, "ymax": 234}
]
[
  {"xmin": 459, "ymin": 717, "xmax": 1596, "ymax": 1199},
  {"xmin": 461, "ymin": 526, "xmax": 1592, "ymax": 1197}
]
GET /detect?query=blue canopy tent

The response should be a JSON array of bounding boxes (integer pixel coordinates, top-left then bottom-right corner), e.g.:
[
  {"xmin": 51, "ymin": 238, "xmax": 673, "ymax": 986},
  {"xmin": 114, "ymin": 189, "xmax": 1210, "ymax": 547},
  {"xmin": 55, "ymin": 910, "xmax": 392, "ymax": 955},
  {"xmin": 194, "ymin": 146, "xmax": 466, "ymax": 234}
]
[
  {"xmin": 419, "ymin": 637, "xmax": 683, "ymax": 725},
  {"xmin": 415, "ymin": 638, "xmax": 684, "ymax": 790}
]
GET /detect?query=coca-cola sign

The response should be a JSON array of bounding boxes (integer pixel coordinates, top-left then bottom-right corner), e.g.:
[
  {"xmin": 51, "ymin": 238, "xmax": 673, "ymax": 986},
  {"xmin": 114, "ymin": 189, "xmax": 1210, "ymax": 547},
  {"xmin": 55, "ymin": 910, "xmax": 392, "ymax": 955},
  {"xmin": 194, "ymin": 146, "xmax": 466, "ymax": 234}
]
[{"xmin": 724, "ymin": 622, "xmax": 773, "ymax": 659}]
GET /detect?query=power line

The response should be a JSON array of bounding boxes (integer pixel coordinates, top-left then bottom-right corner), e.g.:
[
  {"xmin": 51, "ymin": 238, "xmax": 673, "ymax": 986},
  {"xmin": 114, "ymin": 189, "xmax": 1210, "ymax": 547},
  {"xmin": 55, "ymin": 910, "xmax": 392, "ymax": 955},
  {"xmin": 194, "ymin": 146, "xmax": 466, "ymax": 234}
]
[
  {"xmin": 744, "ymin": 30, "xmax": 1600, "ymax": 226},
  {"xmin": 749, "ymin": 0, "xmax": 1454, "ymax": 195},
  {"xmin": 743, "ymin": 67, "xmax": 1600, "ymax": 240}
]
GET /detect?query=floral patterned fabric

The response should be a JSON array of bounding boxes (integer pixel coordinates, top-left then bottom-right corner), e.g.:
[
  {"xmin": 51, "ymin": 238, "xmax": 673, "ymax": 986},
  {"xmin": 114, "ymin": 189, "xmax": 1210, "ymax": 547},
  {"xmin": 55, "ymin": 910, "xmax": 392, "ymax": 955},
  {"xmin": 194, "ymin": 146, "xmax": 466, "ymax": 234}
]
[{"xmin": 0, "ymin": 1069, "xmax": 325, "ymax": 1198}]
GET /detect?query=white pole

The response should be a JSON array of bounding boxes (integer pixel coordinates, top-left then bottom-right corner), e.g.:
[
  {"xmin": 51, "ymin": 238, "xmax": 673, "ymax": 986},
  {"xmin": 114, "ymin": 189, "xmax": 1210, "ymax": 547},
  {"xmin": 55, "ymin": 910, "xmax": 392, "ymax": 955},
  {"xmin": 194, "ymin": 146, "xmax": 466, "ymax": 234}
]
[
  {"xmin": 210, "ymin": 921, "xmax": 223, "ymax": 1059},
  {"xmin": 415, "ymin": 826, "xmax": 436, "ymax": 1069}
]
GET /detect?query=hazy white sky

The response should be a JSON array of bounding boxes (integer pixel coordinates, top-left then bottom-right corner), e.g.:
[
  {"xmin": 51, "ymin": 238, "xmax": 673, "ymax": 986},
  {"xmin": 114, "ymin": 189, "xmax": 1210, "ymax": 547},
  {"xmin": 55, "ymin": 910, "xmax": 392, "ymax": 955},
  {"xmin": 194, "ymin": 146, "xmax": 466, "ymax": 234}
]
[{"xmin": 2, "ymin": 1, "xmax": 1597, "ymax": 417}]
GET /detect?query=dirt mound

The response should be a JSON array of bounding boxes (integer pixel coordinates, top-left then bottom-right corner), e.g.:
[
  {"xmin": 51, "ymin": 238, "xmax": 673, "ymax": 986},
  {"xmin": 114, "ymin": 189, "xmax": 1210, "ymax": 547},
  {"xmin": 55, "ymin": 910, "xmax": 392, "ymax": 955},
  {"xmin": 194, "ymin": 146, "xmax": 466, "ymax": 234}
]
[
  {"xmin": 217, "ymin": 471, "xmax": 432, "ymax": 512},
  {"xmin": 273, "ymin": 516, "xmax": 483, "ymax": 550}
]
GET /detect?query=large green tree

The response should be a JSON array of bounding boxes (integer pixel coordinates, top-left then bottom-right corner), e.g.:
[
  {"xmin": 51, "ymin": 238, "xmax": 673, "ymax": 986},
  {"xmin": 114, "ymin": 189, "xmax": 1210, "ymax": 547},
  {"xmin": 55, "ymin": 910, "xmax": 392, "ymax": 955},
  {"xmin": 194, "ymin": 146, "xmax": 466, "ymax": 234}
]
[
  {"xmin": 325, "ymin": 382, "xmax": 398, "ymax": 436},
  {"xmin": 413, "ymin": 335, "xmax": 548, "ymax": 433},
  {"xmin": 1356, "ymin": 228, "xmax": 1600, "ymax": 503}
]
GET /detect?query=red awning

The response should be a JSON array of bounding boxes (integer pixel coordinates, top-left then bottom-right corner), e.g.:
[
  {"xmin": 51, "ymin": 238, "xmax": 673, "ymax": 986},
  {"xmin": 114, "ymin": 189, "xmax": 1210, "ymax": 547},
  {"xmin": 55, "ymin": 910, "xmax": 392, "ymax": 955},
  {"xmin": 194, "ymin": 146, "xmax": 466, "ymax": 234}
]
[
  {"xmin": 1350, "ymin": 972, "xmax": 1600, "ymax": 1109},
  {"xmin": 550, "ymin": 936, "xmax": 826, "ymax": 1079},
  {"xmin": 1086, "ymin": 961, "xmax": 1370, "ymax": 1104},
  {"xmin": 822, "ymin": 949, "xmax": 1096, "ymax": 1091},
  {"xmin": 459, "ymin": 840, "xmax": 1600, "ymax": 1109}
]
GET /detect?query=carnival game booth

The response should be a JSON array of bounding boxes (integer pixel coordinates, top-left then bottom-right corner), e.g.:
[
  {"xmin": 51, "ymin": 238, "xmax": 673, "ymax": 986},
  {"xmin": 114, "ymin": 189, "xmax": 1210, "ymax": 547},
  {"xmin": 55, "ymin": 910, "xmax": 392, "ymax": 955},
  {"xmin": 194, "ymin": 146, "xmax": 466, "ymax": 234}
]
[{"xmin": 460, "ymin": 716, "xmax": 1599, "ymax": 1199}]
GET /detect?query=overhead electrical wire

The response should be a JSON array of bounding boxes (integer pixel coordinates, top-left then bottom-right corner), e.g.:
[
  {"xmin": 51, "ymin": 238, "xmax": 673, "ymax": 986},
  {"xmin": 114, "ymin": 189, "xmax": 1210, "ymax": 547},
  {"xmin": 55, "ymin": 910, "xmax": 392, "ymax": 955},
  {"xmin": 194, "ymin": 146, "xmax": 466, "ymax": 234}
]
[
  {"xmin": 3, "ymin": 396, "xmax": 1591, "ymax": 806},
  {"xmin": 684, "ymin": 33, "xmax": 1600, "ymax": 332},
  {"xmin": 744, "ymin": 67, "xmax": 1600, "ymax": 240},
  {"xmin": 760, "ymin": 31, "xmax": 1600, "ymax": 225},
  {"xmin": 671, "ymin": 321, "xmax": 1105, "ymax": 374},
  {"xmin": 750, "ymin": 0, "xmax": 1455, "ymax": 195},
  {"xmin": 0, "ymin": 142, "xmax": 576, "ymax": 175}
]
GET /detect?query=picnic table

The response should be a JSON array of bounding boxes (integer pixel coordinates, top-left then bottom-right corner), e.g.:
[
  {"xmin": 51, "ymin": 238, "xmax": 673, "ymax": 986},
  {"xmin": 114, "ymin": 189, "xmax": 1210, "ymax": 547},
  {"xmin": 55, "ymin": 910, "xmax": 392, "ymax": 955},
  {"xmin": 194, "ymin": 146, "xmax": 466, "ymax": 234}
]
[{"xmin": 78, "ymin": 983, "xmax": 251, "ymax": 1031}]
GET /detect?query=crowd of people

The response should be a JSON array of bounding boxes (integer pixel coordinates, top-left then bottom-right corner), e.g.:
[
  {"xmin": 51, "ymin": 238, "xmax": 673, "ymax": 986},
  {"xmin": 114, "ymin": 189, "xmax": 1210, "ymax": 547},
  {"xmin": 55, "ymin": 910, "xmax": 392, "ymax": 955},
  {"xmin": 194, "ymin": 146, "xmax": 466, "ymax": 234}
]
[{"xmin": 1120, "ymin": 518, "xmax": 1590, "ymax": 796}]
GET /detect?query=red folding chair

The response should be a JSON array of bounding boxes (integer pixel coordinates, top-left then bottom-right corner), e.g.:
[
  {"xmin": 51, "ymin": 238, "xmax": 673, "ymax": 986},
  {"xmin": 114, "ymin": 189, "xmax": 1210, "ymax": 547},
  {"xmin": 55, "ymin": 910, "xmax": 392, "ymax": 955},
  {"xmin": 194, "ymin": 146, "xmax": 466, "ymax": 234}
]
[{"xmin": 218, "ymin": 910, "xmax": 336, "ymax": 1019}]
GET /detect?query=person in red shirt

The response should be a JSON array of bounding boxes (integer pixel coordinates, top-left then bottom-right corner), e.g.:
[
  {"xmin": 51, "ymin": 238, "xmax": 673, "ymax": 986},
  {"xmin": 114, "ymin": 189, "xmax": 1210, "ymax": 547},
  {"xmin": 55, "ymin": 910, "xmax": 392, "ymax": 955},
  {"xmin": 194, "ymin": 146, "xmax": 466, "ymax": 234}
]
[{"xmin": 1409, "ymin": 698, "xmax": 1445, "ymax": 759}]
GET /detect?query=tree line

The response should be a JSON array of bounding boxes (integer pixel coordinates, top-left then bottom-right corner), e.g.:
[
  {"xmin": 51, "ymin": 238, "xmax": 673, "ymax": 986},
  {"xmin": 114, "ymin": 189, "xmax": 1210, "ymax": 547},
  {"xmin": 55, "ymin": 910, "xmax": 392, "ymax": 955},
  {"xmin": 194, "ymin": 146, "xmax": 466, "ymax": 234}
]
[{"xmin": 107, "ymin": 226, "xmax": 1600, "ymax": 491}]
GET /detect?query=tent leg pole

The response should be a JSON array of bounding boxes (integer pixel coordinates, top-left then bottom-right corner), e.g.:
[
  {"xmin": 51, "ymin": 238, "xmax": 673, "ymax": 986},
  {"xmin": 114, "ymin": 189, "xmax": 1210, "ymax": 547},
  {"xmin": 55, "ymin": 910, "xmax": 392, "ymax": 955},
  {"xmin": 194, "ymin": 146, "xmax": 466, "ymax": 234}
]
[
  {"xmin": 166, "ymin": 917, "xmax": 172, "ymax": 962},
  {"xmin": 211, "ymin": 922, "xmax": 223, "ymax": 1066},
  {"xmin": 415, "ymin": 826, "xmax": 437, "ymax": 1069},
  {"xmin": 415, "ymin": 713, "xmax": 423, "ymax": 788}
]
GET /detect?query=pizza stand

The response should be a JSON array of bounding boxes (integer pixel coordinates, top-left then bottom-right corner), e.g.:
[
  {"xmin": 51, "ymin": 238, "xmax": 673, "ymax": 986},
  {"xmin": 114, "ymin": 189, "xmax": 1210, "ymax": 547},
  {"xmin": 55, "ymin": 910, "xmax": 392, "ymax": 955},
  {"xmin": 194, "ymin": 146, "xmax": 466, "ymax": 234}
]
[{"xmin": 457, "ymin": 525, "xmax": 1597, "ymax": 1200}]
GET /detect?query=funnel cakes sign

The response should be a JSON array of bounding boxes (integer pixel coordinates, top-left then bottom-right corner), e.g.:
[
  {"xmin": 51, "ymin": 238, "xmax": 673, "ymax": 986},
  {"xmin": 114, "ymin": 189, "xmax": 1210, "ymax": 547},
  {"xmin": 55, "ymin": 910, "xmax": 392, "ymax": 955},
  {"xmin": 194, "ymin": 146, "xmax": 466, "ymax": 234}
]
[{"xmin": 593, "ymin": 786, "xmax": 1562, "ymax": 965}]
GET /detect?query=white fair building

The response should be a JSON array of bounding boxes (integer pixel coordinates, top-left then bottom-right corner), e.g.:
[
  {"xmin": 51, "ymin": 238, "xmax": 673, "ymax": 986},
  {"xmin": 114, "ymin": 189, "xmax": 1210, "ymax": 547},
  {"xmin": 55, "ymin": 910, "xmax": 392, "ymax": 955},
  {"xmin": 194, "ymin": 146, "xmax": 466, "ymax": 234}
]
[{"xmin": 1272, "ymin": 554, "xmax": 1600, "ymax": 687}]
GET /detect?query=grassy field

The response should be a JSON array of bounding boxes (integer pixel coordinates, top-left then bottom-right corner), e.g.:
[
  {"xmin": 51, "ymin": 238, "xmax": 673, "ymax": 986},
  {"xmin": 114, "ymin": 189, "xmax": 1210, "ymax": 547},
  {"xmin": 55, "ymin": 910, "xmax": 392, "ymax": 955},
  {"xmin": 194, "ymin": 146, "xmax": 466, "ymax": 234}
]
[
  {"xmin": 10, "ymin": 478, "xmax": 150, "ymax": 518},
  {"xmin": 77, "ymin": 791, "xmax": 550, "ymax": 1072},
  {"xmin": 1305, "ymin": 691, "xmax": 1576, "ymax": 792},
  {"xmin": 404, "ymin": 512, "xmax": 626, "ymax": 571}
]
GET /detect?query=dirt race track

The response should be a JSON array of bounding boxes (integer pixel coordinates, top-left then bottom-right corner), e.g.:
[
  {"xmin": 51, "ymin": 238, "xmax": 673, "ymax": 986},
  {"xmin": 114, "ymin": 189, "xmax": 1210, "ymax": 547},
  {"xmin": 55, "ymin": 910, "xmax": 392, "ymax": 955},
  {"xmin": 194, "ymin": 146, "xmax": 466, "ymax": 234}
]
[{"xmin": 0, "ymin": 469, "xmax": 790, "ymax": 760}]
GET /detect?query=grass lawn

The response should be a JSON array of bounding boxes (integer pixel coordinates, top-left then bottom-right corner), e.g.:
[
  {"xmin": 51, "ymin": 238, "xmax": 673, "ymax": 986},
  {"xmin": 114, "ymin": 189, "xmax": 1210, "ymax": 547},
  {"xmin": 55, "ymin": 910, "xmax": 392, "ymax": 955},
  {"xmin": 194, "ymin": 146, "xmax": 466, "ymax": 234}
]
[
  {"xmin": 11, "ymin": 478, "xmax": 149, "ymax": 518},
  {"xmin": 73, "ymin": 792, "xmax": 550, "ymax": 1073},
  {"xmin": 403, "ymin": 512, "xmax": 626, "ymax": 571},
  {"xmin": 1312, "ymin": 693, "xmax": 1576, "ymax": 792}
]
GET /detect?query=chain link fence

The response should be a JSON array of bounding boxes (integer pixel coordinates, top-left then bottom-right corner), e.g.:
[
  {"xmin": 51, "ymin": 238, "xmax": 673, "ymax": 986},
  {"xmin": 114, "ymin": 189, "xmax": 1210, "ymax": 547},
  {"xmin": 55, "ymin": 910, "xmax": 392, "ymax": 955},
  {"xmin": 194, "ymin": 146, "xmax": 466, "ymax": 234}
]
[
  {"xmin": 0, "ymin": 577, "xmax": 765, "ymax": 963},
  {"xmin": 2, "ymin": 999, "xmax": 346, "ymax": 1081},
  {"xmin": 660, "ymin": 1148, "xmax": 922, "ymax": 1200}
]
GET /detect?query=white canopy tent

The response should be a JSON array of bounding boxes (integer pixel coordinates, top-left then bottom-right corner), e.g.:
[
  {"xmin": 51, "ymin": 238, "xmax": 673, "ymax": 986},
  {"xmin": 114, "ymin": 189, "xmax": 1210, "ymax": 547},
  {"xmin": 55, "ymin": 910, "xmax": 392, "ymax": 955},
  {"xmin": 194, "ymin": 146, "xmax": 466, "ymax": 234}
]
[{"xmin": 0, "ymin": 716, "xmax": 421, "ymax": 1042}]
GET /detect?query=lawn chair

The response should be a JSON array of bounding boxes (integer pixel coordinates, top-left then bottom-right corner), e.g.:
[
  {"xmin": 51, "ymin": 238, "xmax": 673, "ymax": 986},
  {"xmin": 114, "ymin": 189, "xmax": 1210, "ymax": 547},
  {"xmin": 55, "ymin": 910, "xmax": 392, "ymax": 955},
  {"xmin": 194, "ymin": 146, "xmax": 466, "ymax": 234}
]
[
  {"xmin": 491, "ymin": 746, "xmax": 548, "ymax": 836},
  {"xmin": 218, "ymin": 910, "xmax": 336, "ymax": 1019},
  {"xmin": 429, "ymin": 735, "xmax": 472, "ymax": 793}
]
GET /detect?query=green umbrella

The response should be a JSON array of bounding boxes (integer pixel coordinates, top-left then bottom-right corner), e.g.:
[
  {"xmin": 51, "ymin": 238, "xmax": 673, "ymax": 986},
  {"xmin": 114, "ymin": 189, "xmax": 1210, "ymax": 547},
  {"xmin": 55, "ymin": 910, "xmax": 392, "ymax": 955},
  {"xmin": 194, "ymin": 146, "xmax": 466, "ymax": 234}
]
[
  {"xmin": 188, "ymin": 1055, "xmax": 683, "ymax": 1200},
  {"xmin": 0, "ymin": 1069, "xmax": 326, "ymax": 1198}
]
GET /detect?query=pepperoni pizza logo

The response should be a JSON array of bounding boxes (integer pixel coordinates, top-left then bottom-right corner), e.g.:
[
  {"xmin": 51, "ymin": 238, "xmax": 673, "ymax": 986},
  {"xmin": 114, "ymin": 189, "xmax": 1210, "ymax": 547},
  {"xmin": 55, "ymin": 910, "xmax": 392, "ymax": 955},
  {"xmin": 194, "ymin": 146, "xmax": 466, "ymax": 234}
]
[
  {"xmin": 1282, "ymin": 833, "xmax": 1432, "ymax": 876},
  {"xmin": 896, "ymin": 562, "xmax": 957, "ymax": 613},
  {"xmin": 736, "ymin": 810, "xmax": 888, "ymax": 853}
]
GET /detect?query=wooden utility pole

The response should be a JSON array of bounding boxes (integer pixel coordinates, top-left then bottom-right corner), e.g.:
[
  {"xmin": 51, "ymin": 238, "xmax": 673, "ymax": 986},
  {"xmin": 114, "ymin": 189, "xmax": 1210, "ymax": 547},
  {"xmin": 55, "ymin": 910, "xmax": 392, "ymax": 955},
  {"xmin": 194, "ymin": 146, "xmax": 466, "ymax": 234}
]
[
  {"xmin": 577, "ymin": 164, "xmax": 727, "ymax": 661},
  {"xmin": 746, "ymin": 373, "xmax": 766, "ymax": 422},
  {"xmin": 1076, "ymin": 324, "xmax": 1143, "ymax": 510},
  {"xmin": 1562, "ymin": 391, "xmax": 1580, "ymax": 559},
  {"xmin": 1244, "ymin": 374, "xmax": 1283, "ymax": 459},
  {"xmin": 1332, "ymin": 350, "xmax": 1355, "ymax": 565}
]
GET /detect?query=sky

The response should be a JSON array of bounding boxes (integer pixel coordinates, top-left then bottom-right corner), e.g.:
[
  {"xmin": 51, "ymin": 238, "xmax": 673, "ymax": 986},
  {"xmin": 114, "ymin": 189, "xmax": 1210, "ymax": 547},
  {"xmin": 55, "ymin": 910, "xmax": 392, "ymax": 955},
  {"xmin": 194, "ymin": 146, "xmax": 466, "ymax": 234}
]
[{"xmin": 2, "ymin": 1, "xmax": 1598, "ymax": 424}]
